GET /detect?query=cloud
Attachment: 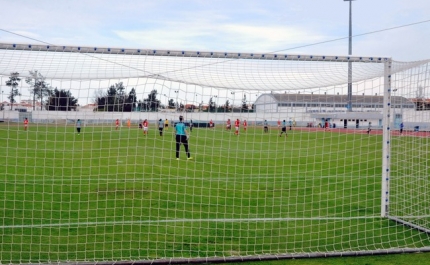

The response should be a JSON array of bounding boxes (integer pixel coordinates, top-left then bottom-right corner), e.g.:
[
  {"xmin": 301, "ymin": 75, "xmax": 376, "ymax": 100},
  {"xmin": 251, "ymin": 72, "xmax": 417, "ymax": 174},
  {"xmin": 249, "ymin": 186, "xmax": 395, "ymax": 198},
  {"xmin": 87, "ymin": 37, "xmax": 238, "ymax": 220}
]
[{"xmin": 113, "ymin": 22, "xmax": 326, "ymax": 53}]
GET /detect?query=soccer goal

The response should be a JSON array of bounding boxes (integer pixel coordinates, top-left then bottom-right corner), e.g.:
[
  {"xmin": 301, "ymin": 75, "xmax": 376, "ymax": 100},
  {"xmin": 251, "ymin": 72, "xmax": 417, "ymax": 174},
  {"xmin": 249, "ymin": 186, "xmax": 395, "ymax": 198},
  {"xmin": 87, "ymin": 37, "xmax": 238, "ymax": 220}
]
[{"xmin": 0, "ymin": 43, "xmax": 429, "ymax": 264}]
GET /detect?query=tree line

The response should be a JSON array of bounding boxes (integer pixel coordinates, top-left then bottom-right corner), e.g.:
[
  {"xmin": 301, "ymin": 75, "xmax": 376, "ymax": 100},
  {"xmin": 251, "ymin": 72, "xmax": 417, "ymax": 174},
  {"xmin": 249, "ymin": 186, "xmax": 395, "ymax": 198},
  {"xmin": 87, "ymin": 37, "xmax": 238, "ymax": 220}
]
[
  {"xmin": 4, "ymin": 71, "xmax": 78, "ymax": 111},
  {"xmin": 3, "ymin": 71, "xmax": 254, "ymax": 112},
  {"xmin": 94, "ymin": 82, "xmax": 161, "ymax": 112}
]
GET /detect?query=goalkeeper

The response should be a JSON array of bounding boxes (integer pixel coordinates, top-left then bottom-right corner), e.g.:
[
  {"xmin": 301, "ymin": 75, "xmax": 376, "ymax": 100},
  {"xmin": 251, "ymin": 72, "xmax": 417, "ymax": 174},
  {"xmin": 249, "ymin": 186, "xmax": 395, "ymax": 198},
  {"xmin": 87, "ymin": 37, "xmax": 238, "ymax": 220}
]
[{"xmin": 174, "ymin": 115, "xmax": 193, "ymax": 160}]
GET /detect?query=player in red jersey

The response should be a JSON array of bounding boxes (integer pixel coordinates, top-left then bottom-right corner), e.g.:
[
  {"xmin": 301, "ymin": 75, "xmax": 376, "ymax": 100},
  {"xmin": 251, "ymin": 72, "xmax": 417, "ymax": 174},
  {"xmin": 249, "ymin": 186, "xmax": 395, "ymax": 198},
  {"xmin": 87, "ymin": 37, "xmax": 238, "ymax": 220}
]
[
  {"xmin": 23, "ymin": 118, "xmax": 29, "ymax": 131},
  {"xmin": 143, "ymin": 119, "xmax": 149, "ymax": 135},
  {"xmin": 209, "ymin": 119, "xmax": 214, "ymax": 129},
  {"xmin": 115, "ymin": 119, "xmax": 120, "ymax": 130},
  {"xmin": 243, "ymin": 120, "xmax": 247, "ymax": 131},
  {"xmin": 277, "ymin": 120, "xmax": 281, "ymax": 131},
  {"xmin": 226, "ymin": 119, "xmax": 231, "ymax": 130},
  {"xmin": 234, "ymin": 119, "xmax": 240, "ymax": 135}
]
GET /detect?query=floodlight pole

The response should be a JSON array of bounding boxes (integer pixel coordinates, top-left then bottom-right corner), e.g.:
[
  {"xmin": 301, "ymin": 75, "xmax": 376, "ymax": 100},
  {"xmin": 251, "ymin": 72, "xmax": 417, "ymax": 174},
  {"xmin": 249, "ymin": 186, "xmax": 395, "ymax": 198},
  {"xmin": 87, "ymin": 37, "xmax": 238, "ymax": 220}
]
[{"xmin": 345, "ymin": 0, "xmax": 355, "ymax": 112}]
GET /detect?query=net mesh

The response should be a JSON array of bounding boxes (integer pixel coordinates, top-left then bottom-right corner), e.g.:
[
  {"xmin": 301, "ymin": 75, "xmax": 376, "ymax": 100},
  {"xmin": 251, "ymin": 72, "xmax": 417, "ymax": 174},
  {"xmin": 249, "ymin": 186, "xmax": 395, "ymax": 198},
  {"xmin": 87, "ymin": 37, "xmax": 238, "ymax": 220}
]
[{"xmin": 0, "ymin": 44, "xmax": 429, "ymax": 264}]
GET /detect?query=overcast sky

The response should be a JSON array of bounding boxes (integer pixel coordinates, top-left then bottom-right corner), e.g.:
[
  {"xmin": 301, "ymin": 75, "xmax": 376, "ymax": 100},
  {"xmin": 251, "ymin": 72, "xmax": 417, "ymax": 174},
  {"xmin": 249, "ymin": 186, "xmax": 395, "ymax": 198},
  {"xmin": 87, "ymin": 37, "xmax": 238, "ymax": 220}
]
[{"xmin": 1, "ymin": 0, "xmax": 429, "ymax": 62}]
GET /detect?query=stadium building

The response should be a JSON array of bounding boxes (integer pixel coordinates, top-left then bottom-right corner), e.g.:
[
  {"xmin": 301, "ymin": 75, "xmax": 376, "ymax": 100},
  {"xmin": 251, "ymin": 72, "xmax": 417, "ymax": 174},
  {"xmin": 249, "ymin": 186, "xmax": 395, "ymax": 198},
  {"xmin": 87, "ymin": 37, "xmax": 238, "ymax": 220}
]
[{"xmin": 254, "ymin": 93, "xmax": 418, "ymax": 129}]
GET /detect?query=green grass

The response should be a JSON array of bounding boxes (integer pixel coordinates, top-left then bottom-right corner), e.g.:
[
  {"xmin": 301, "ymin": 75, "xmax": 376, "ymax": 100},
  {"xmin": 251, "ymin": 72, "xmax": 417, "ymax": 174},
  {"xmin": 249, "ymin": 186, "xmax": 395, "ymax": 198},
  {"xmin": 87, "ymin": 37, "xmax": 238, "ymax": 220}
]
[{"xmin": 0, "ymin": 123, "xmax": 429, "ymax": 264}]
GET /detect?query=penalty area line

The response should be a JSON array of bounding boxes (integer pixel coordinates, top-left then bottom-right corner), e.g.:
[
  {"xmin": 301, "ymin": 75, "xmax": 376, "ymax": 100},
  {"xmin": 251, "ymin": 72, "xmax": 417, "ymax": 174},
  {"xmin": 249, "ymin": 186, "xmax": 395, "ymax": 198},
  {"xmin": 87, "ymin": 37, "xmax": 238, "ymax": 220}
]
[
  {"xmin": 0, "ymin": 216, "xmax": 382, "ymax": 229},
  {"xmin": 0, "ymin": 174, "xmax": 379, "ymax": 183}
]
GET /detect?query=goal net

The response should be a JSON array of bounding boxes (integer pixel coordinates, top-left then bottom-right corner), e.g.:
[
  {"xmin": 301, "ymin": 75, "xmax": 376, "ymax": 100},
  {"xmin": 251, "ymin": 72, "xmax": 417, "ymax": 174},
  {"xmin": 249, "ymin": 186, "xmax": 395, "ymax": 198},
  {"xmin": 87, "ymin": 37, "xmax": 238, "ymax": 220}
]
[{"xmin": 0, "ymin": 43, "xmax": 429, "ymax": 264}]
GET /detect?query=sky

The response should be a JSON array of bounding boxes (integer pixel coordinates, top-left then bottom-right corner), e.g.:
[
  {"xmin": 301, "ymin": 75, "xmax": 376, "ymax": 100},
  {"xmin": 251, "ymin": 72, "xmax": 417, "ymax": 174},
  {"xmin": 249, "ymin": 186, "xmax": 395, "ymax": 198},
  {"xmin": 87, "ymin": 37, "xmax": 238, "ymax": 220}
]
[
  {"xmin": 1, "ymin": 0, "xmax": 429, "ymax": 62},
  {"xmin": 0, "ymin": 0, "xmax": 429, "ymax": 106}
]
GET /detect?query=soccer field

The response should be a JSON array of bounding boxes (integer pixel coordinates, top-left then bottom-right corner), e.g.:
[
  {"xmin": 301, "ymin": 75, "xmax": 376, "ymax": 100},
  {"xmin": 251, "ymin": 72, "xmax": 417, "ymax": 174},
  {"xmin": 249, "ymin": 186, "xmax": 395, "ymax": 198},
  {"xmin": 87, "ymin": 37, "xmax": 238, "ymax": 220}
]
[{"xmin": 0, "ymin": 123, "xmax": 429, "ymax": 263}]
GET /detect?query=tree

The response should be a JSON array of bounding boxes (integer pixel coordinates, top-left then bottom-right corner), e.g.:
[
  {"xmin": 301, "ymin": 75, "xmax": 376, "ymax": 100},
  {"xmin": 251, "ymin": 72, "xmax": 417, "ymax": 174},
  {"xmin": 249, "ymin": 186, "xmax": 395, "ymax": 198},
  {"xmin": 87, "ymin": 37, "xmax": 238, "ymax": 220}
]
[
  {"xmin": 241, "ymin": 95, "xmax": 248, "ymax": 112},
  {"xmin": 168, "ymin": 99, "xmax": 176, "ymax": 109},
  {"xmin": 224, "ymin": 100, "xmax": 230, "ymax": 112},
  {"xmin": 5, "ymin": 72, "xmax": 21, "ymax": 110},
  {"xmin": 124, "ymin": 88, "xmax": 137, "ymax": 112},
  {"xmin": 25, "ymin": 70, "xmax": 52, "ymax": 110},
  {"xmin": 46, "ymin": 88, "xmax": 78, "ymax": 111},
  {"xmin": 95, "ymin": 82, "xmax": 127, "ymax": 112},
  {"xmin": 209, "ymin": 97, "xmax": 216, "ymax": 112},
  {"xmin": 107, "ymin": 82, "xmax": 126, "ymax": 112},
  {"xmin": 146, "ymin": 89, "xmax": 161, "ymax": 111}
]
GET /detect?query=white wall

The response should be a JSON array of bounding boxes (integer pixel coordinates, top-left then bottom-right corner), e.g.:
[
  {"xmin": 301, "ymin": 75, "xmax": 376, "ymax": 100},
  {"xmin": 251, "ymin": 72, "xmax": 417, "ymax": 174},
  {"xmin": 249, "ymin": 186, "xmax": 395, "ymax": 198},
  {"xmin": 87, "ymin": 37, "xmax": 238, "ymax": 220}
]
[{"xmin": 1, "ymin": 108, "xmax": 427, "ymax": 129}]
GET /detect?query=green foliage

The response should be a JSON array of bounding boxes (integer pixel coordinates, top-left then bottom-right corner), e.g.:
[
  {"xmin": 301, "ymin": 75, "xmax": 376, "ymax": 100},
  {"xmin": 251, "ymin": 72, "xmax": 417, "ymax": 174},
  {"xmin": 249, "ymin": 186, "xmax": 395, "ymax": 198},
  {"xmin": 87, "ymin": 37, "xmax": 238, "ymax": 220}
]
[
  {"xmin": 5, "ymin": 72, "xmax": 21, "ymax": 109},
  {"xmin": 96, "ymin": 83, "xmax": 138, "ymax": 112},
  {"xmin": 168, "ymin": 98, "xmax": 176, "ymax": 109},
  {"xmin": 46, "ymin": 88, "xmax": 78, "ymax": 111},
  {"xmin": 25, "ymin": 70, "xmax": 52, "ymax": 110}
]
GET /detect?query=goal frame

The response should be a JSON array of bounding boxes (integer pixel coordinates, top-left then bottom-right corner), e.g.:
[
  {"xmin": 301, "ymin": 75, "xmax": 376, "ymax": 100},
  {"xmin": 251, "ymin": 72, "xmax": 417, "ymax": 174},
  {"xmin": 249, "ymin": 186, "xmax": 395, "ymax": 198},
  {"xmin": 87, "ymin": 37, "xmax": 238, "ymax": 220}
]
[{"xmin": 2, "ymin": 42, "xmax": 430, "ymax": 264}]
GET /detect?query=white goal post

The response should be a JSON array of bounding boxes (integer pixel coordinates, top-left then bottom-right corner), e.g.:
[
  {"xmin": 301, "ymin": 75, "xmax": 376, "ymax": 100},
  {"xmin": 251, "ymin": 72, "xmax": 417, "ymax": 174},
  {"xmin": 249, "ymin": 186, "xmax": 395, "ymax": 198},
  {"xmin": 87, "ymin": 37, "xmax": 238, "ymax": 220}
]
[{"xmin": 0, "ymin": 43, "xmax": 430, "ymax": 264}]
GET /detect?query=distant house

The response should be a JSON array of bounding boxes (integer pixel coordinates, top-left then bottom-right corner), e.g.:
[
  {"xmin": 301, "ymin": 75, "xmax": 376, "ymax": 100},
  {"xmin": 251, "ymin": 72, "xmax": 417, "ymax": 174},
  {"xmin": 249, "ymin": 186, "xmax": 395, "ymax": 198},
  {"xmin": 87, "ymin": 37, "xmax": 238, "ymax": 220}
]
[
  {"xmin": 184, "ymin": 104, "xmax": 197, "ymax": 112},
  {"xmin": 410, "ymin": 98, "xmax": 430, "ymax": 111},
  {"xmin": 1, "ymin": 100, "xmax": 35, "ymax": 111},
  {"xmin": 79, "ymin": 103, "xmax": 97, "ymax": 112}
]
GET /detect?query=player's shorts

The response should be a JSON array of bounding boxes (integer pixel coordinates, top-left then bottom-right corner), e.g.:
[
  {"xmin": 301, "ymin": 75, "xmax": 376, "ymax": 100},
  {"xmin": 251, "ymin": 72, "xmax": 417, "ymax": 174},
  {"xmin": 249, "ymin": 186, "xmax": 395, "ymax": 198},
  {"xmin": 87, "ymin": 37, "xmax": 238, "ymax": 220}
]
[
  {"xmin": 227, "ymin": 125, "xmax": 231, "ymax": 129},
  {"xmin": 144, "ymin": 127, "xmax": 148, "ymax": 131},
  {"xmin": 159, "ymin": 127, "xmax": 163, "ymax": 132},
  {"xmin": 165, "ymin": 124, "xmax": 168, "ymax": 128},
  {"xmin": 139, "ymin": 124, "xmax": 142, "ymax": 129},
  {"xmin": 176, "ymin": 134, "xmax": 188, "ymax": 144},
  {"xmin": 264, "ymin": 126, "xmax": 268, "ymax": 130},
  {"xmin": 235, "ymin": 126, "xmax": 239, "ymax": 131},
  {"xmin": 282, "ymin": 127, "xmax": 286, "ymax": 132}
]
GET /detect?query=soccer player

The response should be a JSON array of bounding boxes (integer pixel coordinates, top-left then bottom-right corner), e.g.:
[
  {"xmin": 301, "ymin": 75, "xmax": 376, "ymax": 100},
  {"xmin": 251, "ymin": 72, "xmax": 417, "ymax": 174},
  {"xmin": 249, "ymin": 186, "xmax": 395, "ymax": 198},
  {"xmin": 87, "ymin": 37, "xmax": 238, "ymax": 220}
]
[
  {"xmin": 23, "ymin": 117, "xmax": 29, "ymax": 131},
  {"xmin": 76, "ymin": 119, "xmax": 82, "ymax": 135},
  {"xmin": 367, "ymin": 122, "xmax": 372, "ymax": 135},
  {"xmin": 289, "ymin": 120, "xmax": 293, "ymax": 130},
  {"xmin": 209, "ymin": 119, "xmax": 214, "ymax": 129},
  {"xmin": 158, "ymin": 119, "xmax": 164, "ymax": 136},
  {"xmin": 400, "ymin": 122, "xmax": 404, "ymax": 135},
  {"xmin": 139, "ymin": 120, "xmax": 143, "ymax": 130},
  {"xmin": 263, "ymin": 120, "xmax": 269, "ymax": 133},
  {"xmin": 277, "ymin": 120, "xmax": 281, "ymax": 130},
  {"xmin": 143, "ymin": 119, "xmax": 148, "ymax": 135},
  {"xmin": 127, "ymin": 119, "xmax": 131, "ymax": 128},
  {"xmin": 324, "ymin": 120, "xmax": 329, "ymax": 131},
  {"xmin": 226, "ymin": 119, "xmax": 231, "ymax": 130},
  {"xmin": 234, "ymin": 118, "xmax": 240, "ymax": 135},
  {"xmin": 279, "ymin": 120, "xmax": 287, "ymax": 137},
  {"xmin": 189, "ymin": 119, "xmax": 193, "ymax": 132},
  {"xmin": 115, "ymin": 119, "xmax": 120, "ymax": 130},
  {"xmin": 174, "ymin": 115, "xmax": 192, "ymax": 160},
  {"xmin": 164, "ymin": 119, "xmax": 169, "ymax": 130},
  {"xmin": 243, "ymin": 120, "xmax": 247, "ymax": 131}
]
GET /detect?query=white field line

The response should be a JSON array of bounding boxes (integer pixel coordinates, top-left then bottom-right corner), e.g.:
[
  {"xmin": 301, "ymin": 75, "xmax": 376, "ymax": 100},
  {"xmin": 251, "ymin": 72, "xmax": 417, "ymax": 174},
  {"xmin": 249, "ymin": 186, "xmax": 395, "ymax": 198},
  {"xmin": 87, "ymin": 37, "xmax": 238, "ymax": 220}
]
[
  {"xmin": 0, "ymin": 175, "xmax": 379, "ymax": 183},
  {"xmin": 0, "ymin": 216, "xmax": 385, "ymax": 229}
]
